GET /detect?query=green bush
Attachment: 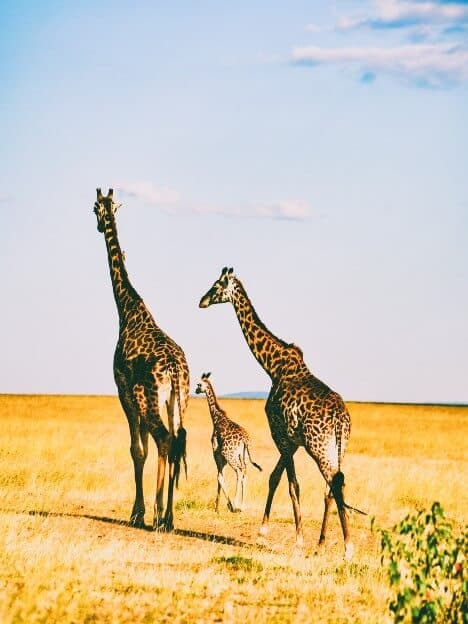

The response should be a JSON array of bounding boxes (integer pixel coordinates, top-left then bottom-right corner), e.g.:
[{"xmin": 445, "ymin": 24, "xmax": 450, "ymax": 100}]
[{"xmin": 380, "ymin": 502, "xmax": 467, "ymax": 623}]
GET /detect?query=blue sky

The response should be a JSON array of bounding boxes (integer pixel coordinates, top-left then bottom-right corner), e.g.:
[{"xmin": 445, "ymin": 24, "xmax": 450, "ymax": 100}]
[{"xmin": 1, "ymin": 1, "xmax": 467, "ymax": 402}]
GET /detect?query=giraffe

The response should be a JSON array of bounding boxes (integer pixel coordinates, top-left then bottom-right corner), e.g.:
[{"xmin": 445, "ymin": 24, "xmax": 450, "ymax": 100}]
[
  {"xmin": 199, "ymin": 267, "xmax": 364, "ymax": 560},
  {"xmin": 195, "ymin": 372, "xmax": 262, "ymax": 513},
  {"xmin": 93, "ymin": 188, "xmax": 189, "ymax": 531}
]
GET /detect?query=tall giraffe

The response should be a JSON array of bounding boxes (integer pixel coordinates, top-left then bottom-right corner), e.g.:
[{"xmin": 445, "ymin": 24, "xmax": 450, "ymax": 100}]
[
  {"xmin": 199, "ymin": 267, "xmax": 362, "ymax": 559},
  {"xmin": 195, "ymin": 372, "xmax": 262, "ymax": 513},
  {"xmin": 93, "ymin": 188, "xmax": 189, "ymax": 531}
]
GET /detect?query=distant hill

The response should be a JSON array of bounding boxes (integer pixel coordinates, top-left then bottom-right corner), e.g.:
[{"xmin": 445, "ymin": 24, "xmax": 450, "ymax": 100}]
[{"xmin": 221, "ymin": 391, "xmax": 268, "ymax": 399}]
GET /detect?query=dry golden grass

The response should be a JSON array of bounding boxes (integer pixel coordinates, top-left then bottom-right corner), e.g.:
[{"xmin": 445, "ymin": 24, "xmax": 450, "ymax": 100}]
[{"xmin": 0, "ymin": 394, "xmax": 466, "ymax": 623}]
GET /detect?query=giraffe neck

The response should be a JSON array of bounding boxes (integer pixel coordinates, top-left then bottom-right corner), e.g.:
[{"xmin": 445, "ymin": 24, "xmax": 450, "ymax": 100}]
[
  {"xmin": 102, "ymin": 213, "xmax": 141, "ymax": 323},
  {"xmin": 203, "ymin": 381, "xmax": 226, "ymax": 427},
  {"xmin": 230, "ymin": 278, "xmax": 303, "ymax": 381}
]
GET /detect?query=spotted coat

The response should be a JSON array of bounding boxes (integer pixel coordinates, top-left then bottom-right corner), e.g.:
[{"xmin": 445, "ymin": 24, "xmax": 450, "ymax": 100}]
[
  {"xmin": 195, "ymin": 373, "xmax": 261, "ymax": 512},
  {"xmin": 94, "ymin": 188, "xmax": 189, "ymax": 531},
  {"xmin": 199, "ymin": 268, "xmax": 355, "ymax": 559}
]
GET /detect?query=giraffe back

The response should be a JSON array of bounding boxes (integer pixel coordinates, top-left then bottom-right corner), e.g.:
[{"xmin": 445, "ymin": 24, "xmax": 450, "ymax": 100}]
[
  {"xmin": 266, "ymin": 370, "xmax": 350, "ymax": 460},
  {"xmin": 114, "ymin": 300, "xmax": 190, "ymax": 424}
]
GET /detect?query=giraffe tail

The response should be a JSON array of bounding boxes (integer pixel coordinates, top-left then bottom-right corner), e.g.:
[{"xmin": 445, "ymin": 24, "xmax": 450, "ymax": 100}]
[
  {"xmin": 331, "ymin": 472, "xmax": 368, "ymax": 516},
  {"xmin": 173, "ymin": 427, "xmax": 187, "ymax": 489},
  {"xmin": 170, "ymin": 365, "xmax": 188, "ymax": 489},
  {"xmin": 332, "ymin": 423, "xmax": 367, "ymax": 516},
  {"xmin": 245, "ymin": 444, "xmax": 262, "ymax": 472}
]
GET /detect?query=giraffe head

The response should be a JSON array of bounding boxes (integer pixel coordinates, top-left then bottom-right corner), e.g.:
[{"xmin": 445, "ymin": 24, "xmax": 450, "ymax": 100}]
[
  {"xmin": 199, "ymin": 267, "xmax": 235, "ymax": 308},
  {"xmin": 195, "ymin": 372, "xmax": 211, "ymax": 394},
  {"xmin": 93, "ymin": 188, "xmax": 122, "ymax": 232}
]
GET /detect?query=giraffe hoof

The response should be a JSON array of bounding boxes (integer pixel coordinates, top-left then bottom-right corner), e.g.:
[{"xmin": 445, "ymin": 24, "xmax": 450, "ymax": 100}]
[
  {"xmin": 227, "ymin": 502, "xmax": 235, "ymax": 513},
  {"xmin": 344, "ymin": 542, "xmax": 354, "ymax": 561},
  {"xmin": 256, "ymin": 526, "xmax": 269, "ymax": 546},
  {"xmin": 291, "ymin": 545, "xmax": 305, "ymax": 559},
  {"xmin": 292, "ymin": 536, "xmax": 305, "ymax": 554},
  {"xmin": 152, "ymin": 517, "xmax": 165, "ymax": 531},
  {"xmin": 162, "ymin": 516, "xmax": 174, "ymax": 532},
  {"xmin": 313, "ymin": 540, "xmax": 325, "ymax": 556},
  {"xmin": 155, "ymin": 522, "xmax": 173, "ymax": 533},
  {"xmin": 129, "ymin": 513, "xmax": 145, "ymax": 529}
]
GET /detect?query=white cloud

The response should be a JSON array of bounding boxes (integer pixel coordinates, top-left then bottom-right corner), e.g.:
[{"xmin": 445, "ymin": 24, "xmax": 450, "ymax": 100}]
[
  {"xmin": 116, "ymin": 180, "xmax": 311, "ymax": 221},
  {"xmin": 292, "ymin": 42, "xmax": 468, "ymax": 86},
  {"xmin": 338, "ymin": 1, "xmax": 468, "ymax": 30},
  {"xmin": 336, "ymin": 15, "xmax": 369, "ymax": 31},
  {"xmin": 294, "ymin": 1, "xmax": 468, "ymax": 86},
  {"xmin": 118, "ymin": 180, "xmax": 180, "ymax": 208},
  {"xmin": 254, "ymin": 200, "xmax": 312, "ymax": 220},
  {"xmin": 192, "ymin": 200, "xmax": 312, "ymax": 221},
  {"xmin": 378, "ymin": 1, "xmax": 468, "ymax": 24}
]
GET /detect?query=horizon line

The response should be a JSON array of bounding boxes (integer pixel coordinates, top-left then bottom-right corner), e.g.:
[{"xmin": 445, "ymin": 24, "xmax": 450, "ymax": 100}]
[{"xmin": 1, "ymin": 392, "xmax": 467, "ymax": 408}]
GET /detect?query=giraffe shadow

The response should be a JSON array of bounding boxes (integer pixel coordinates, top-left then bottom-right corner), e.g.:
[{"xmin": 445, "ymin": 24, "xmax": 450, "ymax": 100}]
[
  {"xmin": 173, "ymin": 527, "xmax": 256, "ymax": 548},
  {"xmin": 4, "ymin": 509, "xmax": 264, "ymax": 549},
  {"xmin": 24, "ymin": 509, "xmax": 152, "ymax": 530}
]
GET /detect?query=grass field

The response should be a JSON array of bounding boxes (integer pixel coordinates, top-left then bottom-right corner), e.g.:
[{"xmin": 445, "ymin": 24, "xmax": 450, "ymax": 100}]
[{"xmin": 0, "ymin": 395, "xmax": 466, "ymax": 623}]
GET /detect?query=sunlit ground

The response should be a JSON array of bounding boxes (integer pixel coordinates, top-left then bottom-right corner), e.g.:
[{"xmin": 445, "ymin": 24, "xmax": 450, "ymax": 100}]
[{"xmin": 0, "ymin": 395, "xmax": 466, "ymax": 623}]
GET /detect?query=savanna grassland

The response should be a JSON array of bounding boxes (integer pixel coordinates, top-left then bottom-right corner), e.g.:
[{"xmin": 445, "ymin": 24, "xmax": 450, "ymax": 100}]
[{"xmin": 0, "ymin": 395, "xmax": 466, "ymax": 623}]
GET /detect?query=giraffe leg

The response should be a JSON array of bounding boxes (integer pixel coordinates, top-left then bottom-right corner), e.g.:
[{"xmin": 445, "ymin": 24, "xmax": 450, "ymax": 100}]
[
  {"xmin": 163, "ymin": 388, "xmax": 187, "ymax": 532},
  {"xmin": 318, "ymin": 488, "xmax": 334, "ymax": 546},
  {"xmin": 239, "ymin": 470, "xmax": 246, "ymax": 511},
  {"xmin": 239, "ymin": 445, "xmax": 247, "ymax": 511},
  {"xmin": 285, "ymin": 455, "xmax": 304, "ymax": 548},
  {"xmin": 118, "ymin": 387, "xmax": 148, "ymax": 528},
  {"xmin": 217, "ymin": 468, "xmax": 235, "ymax": 512},
  {"xmin": 331, "ymin": 471, "xmax": 353, "ymax": 560},
  {"xmin": 129, "ymin": 430, "xmax": 147, "ymax": 528},
  {"xmin": 214, "ymin": 455, "xmax": 226, "ymax": 512},
  {"xmin": 165, "ymin": 423, "xmax": 189, "ymax": 531},
  {"xmin": 164, "ymin": 446, "xmax": 176, "ymax": 531},
  {"xmin": 132, "ymin": 382, "xmax": 171, "ymax": 531},
  {"xmin": 317, "ymin": 460, "xmax": 353, "ymax": 560},
  {"xmin": 215, "ymin": 480, "xmax": 222, "ymax": 512},
  {"xmin": 164, "ymin": 412, "xmax": 179, "ymax": 531},
  {"xmin": 258, "ymin": 454, "xmax": 287, "ymax": 538},
  {"xmin": 232, "ymin": 466, "xmax": 244, "ymax": 512},
  {"xmin": 152, "ymin": 434, "xmax": 169, "ymax": 529}
]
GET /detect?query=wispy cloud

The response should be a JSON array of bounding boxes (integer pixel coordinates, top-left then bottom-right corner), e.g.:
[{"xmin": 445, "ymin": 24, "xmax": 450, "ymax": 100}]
[
  {"xmin": 188, "ymin": 201, "xmax": 311, "ymax": 221},
  {"xmin": 293, "ymin": 1, "xmax": 468, "ymax": 86},
  {"xmin": 338, "ymin": 0, "xmax": 468, "ymax": 31},
  {"xmin": 117, "ymin": 181, "xmax": 311, "ymax": 221},
  {"xmin": 252, "ymin": 200, "xmax": 312, "ymax": 220},
  {"xmin": 118, "ymin": 180, "xmax": 180, "ymax": 208},
  {"xmin": 292, "ymin": 42, "xmax": 468, "ymax": 87}
]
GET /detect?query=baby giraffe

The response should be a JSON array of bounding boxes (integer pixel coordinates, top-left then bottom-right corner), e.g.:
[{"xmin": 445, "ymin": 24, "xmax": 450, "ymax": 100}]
[{"xmin": 195, "ymin": 373, "xmax": 262, "ymax": 512}]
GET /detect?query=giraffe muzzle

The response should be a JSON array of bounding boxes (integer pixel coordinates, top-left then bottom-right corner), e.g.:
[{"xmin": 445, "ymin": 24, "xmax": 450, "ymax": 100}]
[{"xmin": 199, "ymin": 294, "xmax": 211, "ymax": 308}]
